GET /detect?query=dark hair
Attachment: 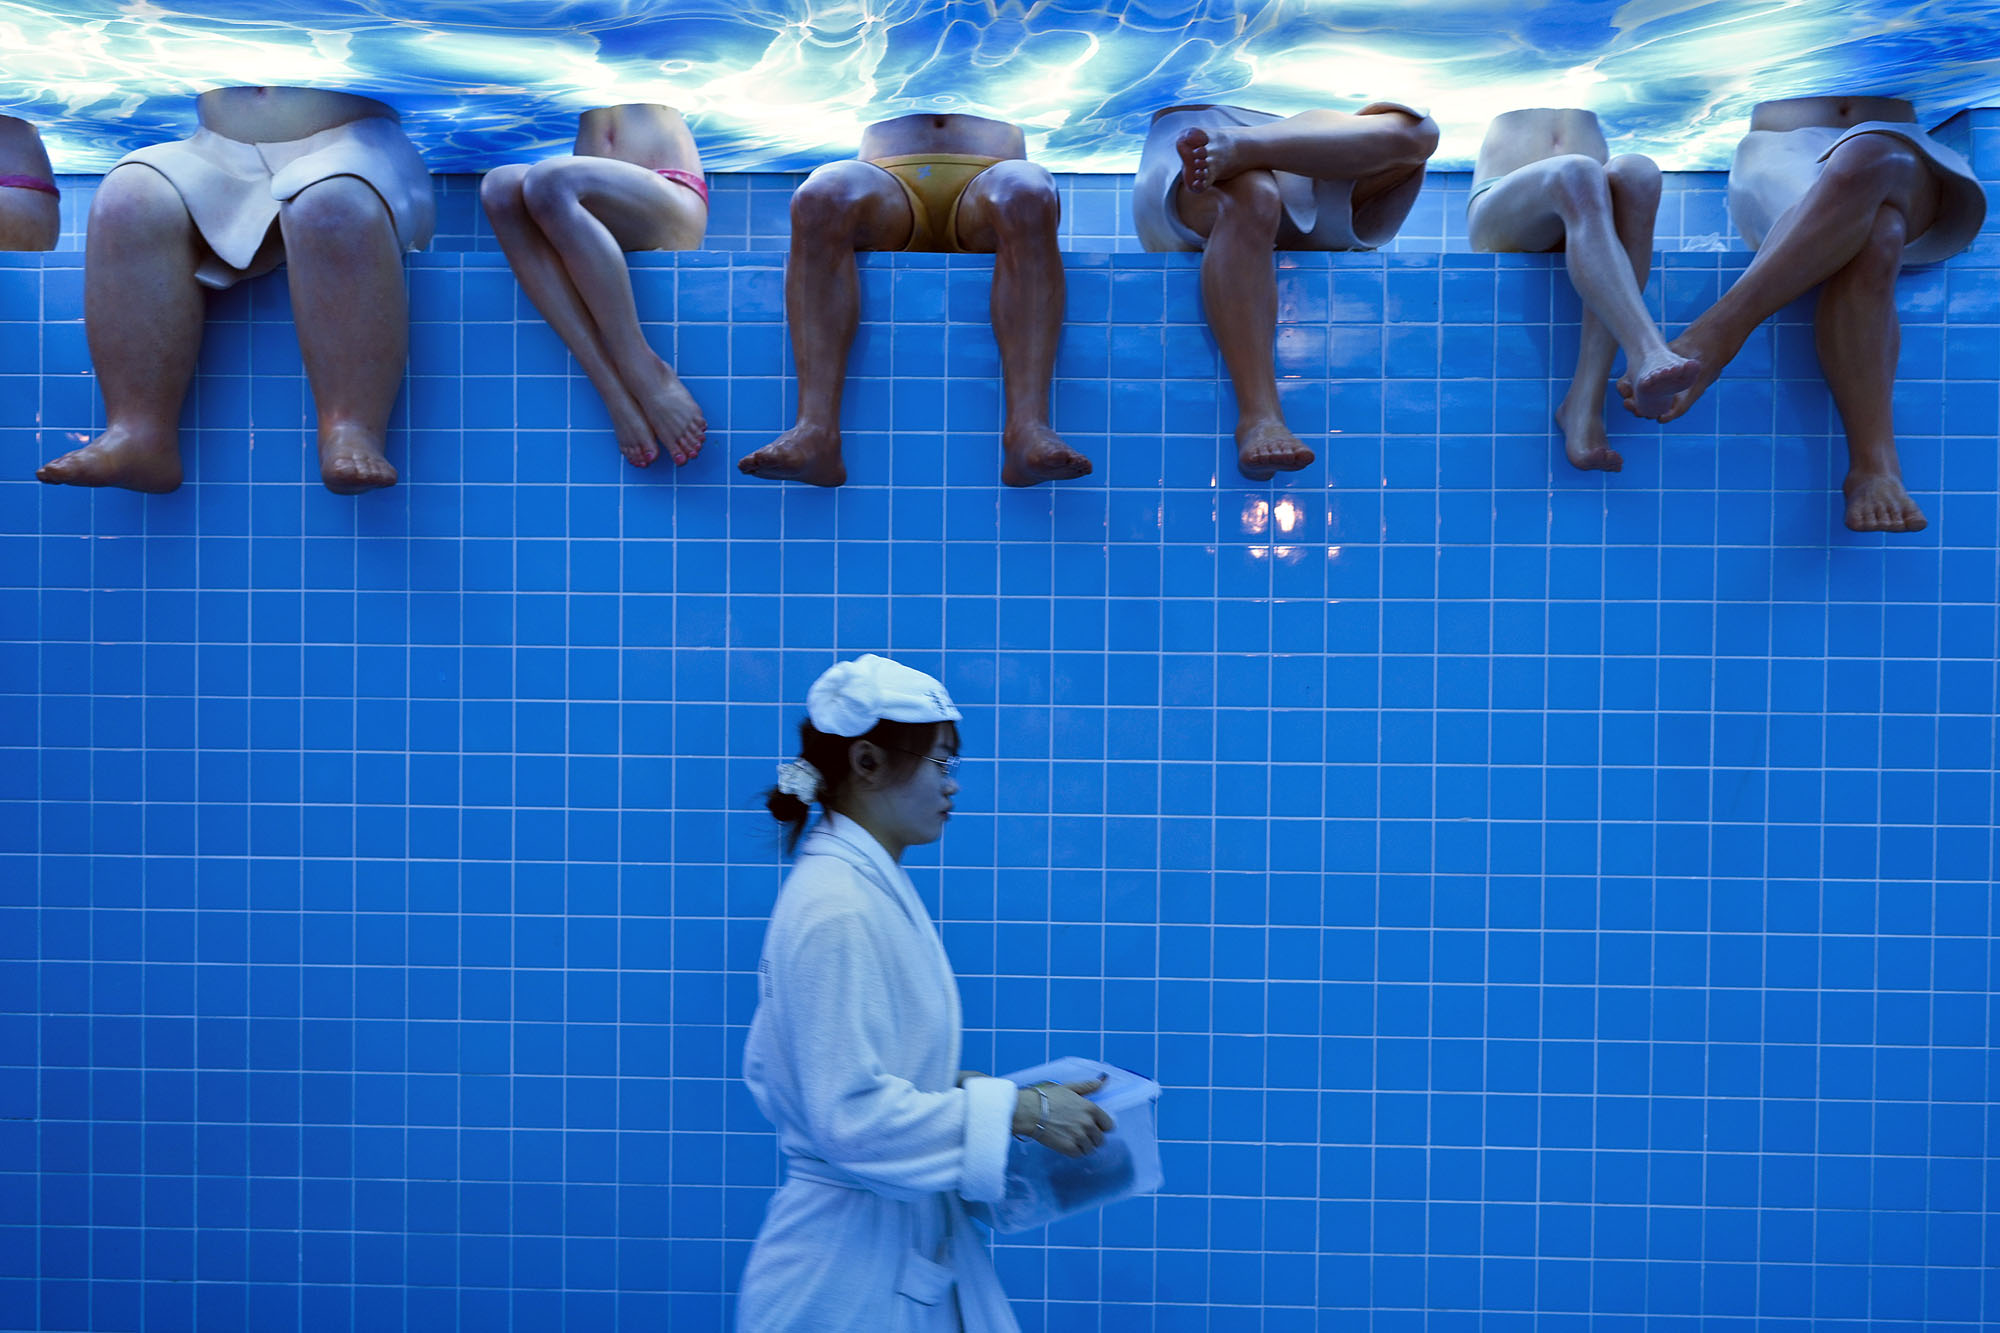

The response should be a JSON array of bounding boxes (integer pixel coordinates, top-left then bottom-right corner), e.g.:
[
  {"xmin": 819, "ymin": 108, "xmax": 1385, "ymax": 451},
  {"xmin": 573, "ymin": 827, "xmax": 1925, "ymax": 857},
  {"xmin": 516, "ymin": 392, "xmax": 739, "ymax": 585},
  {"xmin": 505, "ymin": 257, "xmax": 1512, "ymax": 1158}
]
[{"xmin": 765, "ymin": 717, "xmax": 959, "ymax": 853}]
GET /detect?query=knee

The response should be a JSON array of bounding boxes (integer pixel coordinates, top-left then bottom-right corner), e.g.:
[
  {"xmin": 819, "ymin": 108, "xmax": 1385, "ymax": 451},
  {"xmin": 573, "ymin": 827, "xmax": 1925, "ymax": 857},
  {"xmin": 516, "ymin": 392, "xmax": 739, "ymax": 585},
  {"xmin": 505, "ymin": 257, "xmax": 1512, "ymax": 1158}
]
[
  {"xmin": 1822, "ymin": 134, "xmax": 1923, "ymax": 196},
  {"xmin": 789, "ymin": 168, "xmax": 872, "ymax": 242},
  {"xmin": 1216, "ymin": 168, "xmax": 1284, "ymax": 235},
  {"xmin": 1853, "ymin": 204, "xmax": 1909, "ymax": 278},
  {"xmin": 1604, "ymin": 153, "xmax": 1663, "ymax": 208},
  {"xmin": 89, "ymin": 165, "xmax": 188, "ymax": 239},
  {"xmin": 983, "ymin": 164, "xmax": 1059, "ymax": 239},
  {"xmin": 1543, "ymin": 154, "xmax": 1613, "ymax": 219},
  {"xmin": 518, "ymin": 161, "xmax": 582, "ymax": 227},
  {"xmin": 1399, "ymin": 114, "xmax": 1442, "ymax": 164},
  {"xmin": 282, "ymin": 174, "xmax": 392, "ymax": 248},
  {"xmin": 478, "ymin": 163, "xmax": 529, "ymax": 219}
]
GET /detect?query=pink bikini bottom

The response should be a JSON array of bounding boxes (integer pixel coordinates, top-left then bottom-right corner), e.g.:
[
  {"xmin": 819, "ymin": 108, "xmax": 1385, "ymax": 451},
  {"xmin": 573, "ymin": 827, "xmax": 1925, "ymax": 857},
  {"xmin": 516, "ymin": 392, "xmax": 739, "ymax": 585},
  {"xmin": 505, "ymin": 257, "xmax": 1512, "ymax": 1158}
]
[
  {"xmin": 0, "ymin": 174, "xmax": 58, "ymax": 196},
  {"xmin": 656, "ymin": 167, "xmax": 708, "ymax": 206}
]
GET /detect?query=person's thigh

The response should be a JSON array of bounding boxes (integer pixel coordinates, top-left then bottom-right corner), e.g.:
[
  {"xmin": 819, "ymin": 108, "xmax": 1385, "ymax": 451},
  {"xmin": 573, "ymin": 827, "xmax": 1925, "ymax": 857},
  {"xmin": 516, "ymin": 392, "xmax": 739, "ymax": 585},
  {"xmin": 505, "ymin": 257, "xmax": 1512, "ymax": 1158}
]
[
  {"xmin": 1466, "ymin": 157, "xmax": 1588, "ymax": 253},
  {"xmin": 0, "ymin": 187, "xmax": 58, "ymax": 250},
  {"xmin": 523, "ymin": 155, "xmax": 706, "ymax": 250},
  {"xmin": 953, "ymin": 158, "xmax": 1057, "ymax": 252}
]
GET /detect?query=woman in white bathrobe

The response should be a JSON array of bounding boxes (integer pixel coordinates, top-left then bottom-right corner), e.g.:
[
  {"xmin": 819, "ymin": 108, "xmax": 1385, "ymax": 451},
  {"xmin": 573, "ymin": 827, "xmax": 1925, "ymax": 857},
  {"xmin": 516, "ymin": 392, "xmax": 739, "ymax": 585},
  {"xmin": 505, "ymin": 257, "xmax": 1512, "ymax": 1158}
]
[{"xmin": 739, "ymin": 655, "xmax": 1112, "ymax": 1332}]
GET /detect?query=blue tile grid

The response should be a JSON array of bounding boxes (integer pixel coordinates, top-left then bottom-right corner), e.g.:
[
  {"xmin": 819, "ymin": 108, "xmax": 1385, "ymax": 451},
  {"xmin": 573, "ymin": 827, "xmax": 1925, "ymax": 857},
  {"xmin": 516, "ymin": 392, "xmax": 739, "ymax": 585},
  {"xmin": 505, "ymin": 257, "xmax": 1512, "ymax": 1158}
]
[{"xmin": 2, "ymin": 105, "xmax": 1998, "ymax": 1333}]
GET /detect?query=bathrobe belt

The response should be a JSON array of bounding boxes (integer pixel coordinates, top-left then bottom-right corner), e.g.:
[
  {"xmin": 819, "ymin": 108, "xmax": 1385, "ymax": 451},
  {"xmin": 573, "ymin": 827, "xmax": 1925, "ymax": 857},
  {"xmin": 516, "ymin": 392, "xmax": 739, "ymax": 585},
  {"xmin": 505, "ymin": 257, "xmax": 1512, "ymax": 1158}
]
[
  {"xmin": 781, "ymin": 1154, "xmax": 962, "ymax": 1308},
  {"xmin": 782, "ymin": 1153, "xmax": 869, "ymax": 1191}
]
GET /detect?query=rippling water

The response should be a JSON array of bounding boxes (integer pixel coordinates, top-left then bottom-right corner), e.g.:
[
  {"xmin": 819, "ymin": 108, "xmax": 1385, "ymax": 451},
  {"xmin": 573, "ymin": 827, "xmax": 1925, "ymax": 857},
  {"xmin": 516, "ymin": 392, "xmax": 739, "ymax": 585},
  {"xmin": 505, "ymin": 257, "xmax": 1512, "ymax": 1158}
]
[{"xmin": 3, "ymin": 0, "xmax": 1997, "ymax": 173}]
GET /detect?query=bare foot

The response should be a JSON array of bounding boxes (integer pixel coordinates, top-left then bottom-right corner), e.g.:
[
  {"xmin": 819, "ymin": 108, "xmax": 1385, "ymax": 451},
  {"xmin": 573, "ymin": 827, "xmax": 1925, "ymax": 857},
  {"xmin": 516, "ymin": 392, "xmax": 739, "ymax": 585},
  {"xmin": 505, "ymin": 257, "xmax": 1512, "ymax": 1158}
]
[
  {"xmin": 1622, "ymin": 349, "xmax": 1702, "ymax": 421},
  {"xmin": 1234, "ymin": 417, "xmax": 1315, "ymax": 481},
  {"xmin": 1843, "ymin": 471, "xmax": 1927, "ymax": 533},
  {"xmin": 739, "ymin": 421, "xmax": 846, "ymax": 487},
  {"xmin": 1554, "ymin": 395, "xmax": 1623, "ymax": 472},
  {"xmin": 318, "ymin": 421, "xmax": 398, "ymax": 494},
  {"xmin": 606, "ymin": 394, "xmax": 664, "ymax": 469},
  {"xmin": 1176, "ymin": 127, "xmax": 1231, "ymax": 194},
  {"xmin": 36, "ymin": 425, "xmax": 183, "ymax": 493},
  {"xmin": 1001, "ymin": 420, "xmax": 1092, "ymax": 487},
  {"xmin": 627, "ymin": 355, "xmax": 707, "ymax": 467},
  {"xmin": 1617, "ymin": 331, "xmax": 1725, "ymax": 423}
]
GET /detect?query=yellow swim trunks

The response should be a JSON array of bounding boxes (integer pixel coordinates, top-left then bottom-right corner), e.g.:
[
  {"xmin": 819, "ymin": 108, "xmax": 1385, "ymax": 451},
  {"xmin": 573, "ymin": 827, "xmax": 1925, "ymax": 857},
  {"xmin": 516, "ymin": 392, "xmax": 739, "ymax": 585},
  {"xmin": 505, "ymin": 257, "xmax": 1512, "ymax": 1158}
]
[{"xmin": 868, "ymin": 152, "xmax": 1004, "ymax": 252}]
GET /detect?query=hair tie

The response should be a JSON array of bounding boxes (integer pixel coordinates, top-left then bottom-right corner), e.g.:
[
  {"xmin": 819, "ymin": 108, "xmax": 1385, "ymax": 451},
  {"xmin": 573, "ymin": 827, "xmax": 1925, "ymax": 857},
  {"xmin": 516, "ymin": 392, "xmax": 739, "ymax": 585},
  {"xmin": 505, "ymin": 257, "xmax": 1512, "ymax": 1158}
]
[{"xmin": 776, "ymin": 758, "xmax": 823, "ymax": 801}]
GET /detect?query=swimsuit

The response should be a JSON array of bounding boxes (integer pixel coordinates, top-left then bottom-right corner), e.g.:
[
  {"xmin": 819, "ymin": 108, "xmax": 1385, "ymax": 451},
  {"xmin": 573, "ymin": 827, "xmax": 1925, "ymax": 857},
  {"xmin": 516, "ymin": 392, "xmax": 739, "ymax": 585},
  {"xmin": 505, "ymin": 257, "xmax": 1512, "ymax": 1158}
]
[
  {"xmin": 1729, "ymin": 121, "xmax": 1985, "ymax": 266},
  {"xmin": 654, "ymin": 166, "xmax": 708, "ymax": 206},
  {"xmin": 868, "ymin": 152, "xmax": 1004, "ymax": 252},
  {"xmin": 1464, "ymin": 175, "xmax": 1505, "ymax": 210},
  {"xmin": 1132, "ymin": 102, "xmax": 1429, "ymax": 253},
  {"xmin": 111, "ymin": 115, "xmax": 435, "ymax": 290},
  {"xmin": 0, "ymin": 174, "xmax": 57, "ymax": 196}
]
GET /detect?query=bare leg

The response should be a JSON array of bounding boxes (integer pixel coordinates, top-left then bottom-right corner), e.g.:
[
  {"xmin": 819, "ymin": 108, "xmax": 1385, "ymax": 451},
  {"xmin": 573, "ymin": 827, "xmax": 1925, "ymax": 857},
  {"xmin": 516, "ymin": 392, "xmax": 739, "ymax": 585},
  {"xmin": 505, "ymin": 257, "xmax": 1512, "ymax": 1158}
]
[
  {"xmin": 483, "ymin": 164, "xmax": 652, "ymax": 460},
  {"xmin": 36, "ymin": 166, "xmax": 202, "ymax": 492},
  {"xmin": 1171, "ymin": 106, "xmax": 1436, "ymax": 479},
  {"xmin": 1470, "ymin": 153, "xmax": 1692, "ymax": 439},
  {"xmin": 739, "ymin": 161, "xmax": 913, "ymax": 486},
  {"xmin": 1817, "ymin": 206, "xmax": 1926, "ymax": 532},
  {"xmin": 281, "ymin": 175, "xmax": 408, "ymax": 494},
  {"xmin": 1623, "ymin": 133, "xmax": 1941, "ymax": 422},
  {"xmin": 516, "ymin": 158, "xmax": 707, "ymax": 467},
  {"xmin": 482, "ymin": 161, "xmax": 705, "ymax": 467},
  {"xmin": 955, "ymin": 160, "xmax": 1091, "ymax": 486},
  {"xmin": 1180, "ymin": 168, "xmax": 1312, "ymax": 479},
  {"xmin": 1177, "ymin": 106, "xmax": 1438, "ymax": 188},
  {"xmin": 1555, "ymin": 155, "xmax": 1671, "ymax": 469}
]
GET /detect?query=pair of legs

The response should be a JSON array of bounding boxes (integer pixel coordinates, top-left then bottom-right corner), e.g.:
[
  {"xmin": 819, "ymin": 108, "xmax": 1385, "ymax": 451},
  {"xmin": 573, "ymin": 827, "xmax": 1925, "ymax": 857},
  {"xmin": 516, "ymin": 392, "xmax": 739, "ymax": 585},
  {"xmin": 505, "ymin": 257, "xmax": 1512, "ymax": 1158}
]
[
  {"xmin": 738, "ymin": 158, "xmax": 1088, "ymax": 487},
  {"xmin": 1470, "ymin": 152, "xmax": 1693, "ymax": 470},
  {"xmin": 480, "ymin": 159, "xmax": 707, "ymax": 468},
  {"xmin": 1624, "ymin": 134, "xmax": 1941, "ymax": 532},
  {"xmin": 37, "ymin": 165, "xmax": 408, "ymax": 494},
  {"xmin": 1172, "ymin": 106, "xmax": 1439, "ymax": 479}
]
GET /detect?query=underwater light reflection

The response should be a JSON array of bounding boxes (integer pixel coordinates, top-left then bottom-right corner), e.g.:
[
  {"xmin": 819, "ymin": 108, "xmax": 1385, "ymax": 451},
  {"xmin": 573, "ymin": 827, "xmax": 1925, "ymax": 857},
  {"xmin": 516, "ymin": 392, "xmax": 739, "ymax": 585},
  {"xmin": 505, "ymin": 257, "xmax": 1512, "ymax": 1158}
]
[{"xmin": 1242, "ymin": 497, "xmax": 1270, "ymax": 538}]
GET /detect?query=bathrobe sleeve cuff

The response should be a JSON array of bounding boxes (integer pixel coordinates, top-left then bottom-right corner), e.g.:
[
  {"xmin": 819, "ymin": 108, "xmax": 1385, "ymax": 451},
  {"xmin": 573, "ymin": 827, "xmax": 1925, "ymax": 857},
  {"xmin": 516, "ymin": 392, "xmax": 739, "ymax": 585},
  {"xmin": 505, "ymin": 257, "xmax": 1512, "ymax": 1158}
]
[{"xmin": 957, "ymin": 1075, "xmax": 1016, "ymax": 1204}]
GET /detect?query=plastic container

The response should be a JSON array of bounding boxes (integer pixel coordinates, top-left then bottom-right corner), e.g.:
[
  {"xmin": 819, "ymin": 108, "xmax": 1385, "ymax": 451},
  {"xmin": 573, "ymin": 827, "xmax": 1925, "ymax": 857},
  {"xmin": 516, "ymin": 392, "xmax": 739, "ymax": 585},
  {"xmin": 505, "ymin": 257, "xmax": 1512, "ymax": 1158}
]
[{"xmin": 965, "ymin": 1056, "xmax": 1163, "ymax": 1233}]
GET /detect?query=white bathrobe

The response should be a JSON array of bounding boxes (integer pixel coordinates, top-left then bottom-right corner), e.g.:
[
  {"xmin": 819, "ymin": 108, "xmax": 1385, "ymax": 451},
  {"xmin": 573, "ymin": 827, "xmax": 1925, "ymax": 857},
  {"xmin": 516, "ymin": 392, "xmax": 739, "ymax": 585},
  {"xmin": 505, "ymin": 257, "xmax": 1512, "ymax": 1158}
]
[{"xmin": 739, "ymin": 813, "xmax": 1020, "ymax": 1332}]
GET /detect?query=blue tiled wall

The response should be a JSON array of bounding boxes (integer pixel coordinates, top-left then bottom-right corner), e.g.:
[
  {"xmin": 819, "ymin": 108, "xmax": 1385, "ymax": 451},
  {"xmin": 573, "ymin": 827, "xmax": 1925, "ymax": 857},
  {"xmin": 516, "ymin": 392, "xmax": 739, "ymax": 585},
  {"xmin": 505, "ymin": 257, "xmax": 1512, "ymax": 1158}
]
[{"xmin": 4, "ymin": 112, "xmax": 1999, "ymax": 1331}]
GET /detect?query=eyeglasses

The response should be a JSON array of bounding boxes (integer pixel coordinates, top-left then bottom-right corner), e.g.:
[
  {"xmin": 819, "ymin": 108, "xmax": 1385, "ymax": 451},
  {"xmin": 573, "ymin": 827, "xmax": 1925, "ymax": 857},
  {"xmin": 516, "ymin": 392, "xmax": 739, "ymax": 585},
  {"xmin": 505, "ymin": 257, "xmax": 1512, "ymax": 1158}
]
[{"xmin": 890, "ymin": 749, "xmax": 962, "ymax": 779}]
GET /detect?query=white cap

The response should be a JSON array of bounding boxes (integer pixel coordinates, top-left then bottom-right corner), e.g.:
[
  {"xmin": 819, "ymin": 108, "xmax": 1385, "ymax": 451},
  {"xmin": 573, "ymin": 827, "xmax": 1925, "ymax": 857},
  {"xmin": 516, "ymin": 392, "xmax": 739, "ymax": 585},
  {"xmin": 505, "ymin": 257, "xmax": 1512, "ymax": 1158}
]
[{"xmin": 806, "ymin": 654, "xmax": 961, "ymax": 737}]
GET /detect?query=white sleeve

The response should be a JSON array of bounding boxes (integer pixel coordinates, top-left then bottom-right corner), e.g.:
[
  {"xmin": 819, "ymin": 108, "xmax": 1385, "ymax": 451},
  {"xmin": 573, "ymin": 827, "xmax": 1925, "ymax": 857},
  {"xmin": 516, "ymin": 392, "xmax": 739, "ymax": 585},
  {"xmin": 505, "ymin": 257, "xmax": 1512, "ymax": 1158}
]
[{"xmin": 766, "ymin": 907, "xmax": 1016, "ymax": 1203}]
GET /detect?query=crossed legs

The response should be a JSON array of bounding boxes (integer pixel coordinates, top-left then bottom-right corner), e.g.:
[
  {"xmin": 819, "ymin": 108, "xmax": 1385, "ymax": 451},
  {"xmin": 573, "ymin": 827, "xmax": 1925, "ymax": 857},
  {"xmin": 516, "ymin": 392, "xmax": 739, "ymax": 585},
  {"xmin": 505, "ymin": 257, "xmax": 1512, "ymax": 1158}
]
[
  {"xmin": 738, "ymin": 158, "xmax": 1086, "ymax": 486},
  {"xmin": 1470, "ymin": 153, "xmax": 1691, "ymax": 470},
  {"xmin": 481, "ymin": 159, "xmax": 707, "ymax": 468},
  {"xmin": 1622, "ymin": 134, "xmax": 1941, "ymax": 531},
  {"xmin": 1171, "ymin": 107, "xmax": 1439, "ymax": 479},
  {"xmin": 38, "ymin": 166, "xmax": 412, "ymax": 494}
]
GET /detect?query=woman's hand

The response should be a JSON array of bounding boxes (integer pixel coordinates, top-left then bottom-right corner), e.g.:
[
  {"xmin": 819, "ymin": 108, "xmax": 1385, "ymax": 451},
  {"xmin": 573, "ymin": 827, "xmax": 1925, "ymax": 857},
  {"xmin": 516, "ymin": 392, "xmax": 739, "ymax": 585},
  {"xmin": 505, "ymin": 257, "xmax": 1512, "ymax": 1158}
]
[{"xmin": 1013, "ymin": 1077, "xmax": 1115, "ymax": 1157}]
